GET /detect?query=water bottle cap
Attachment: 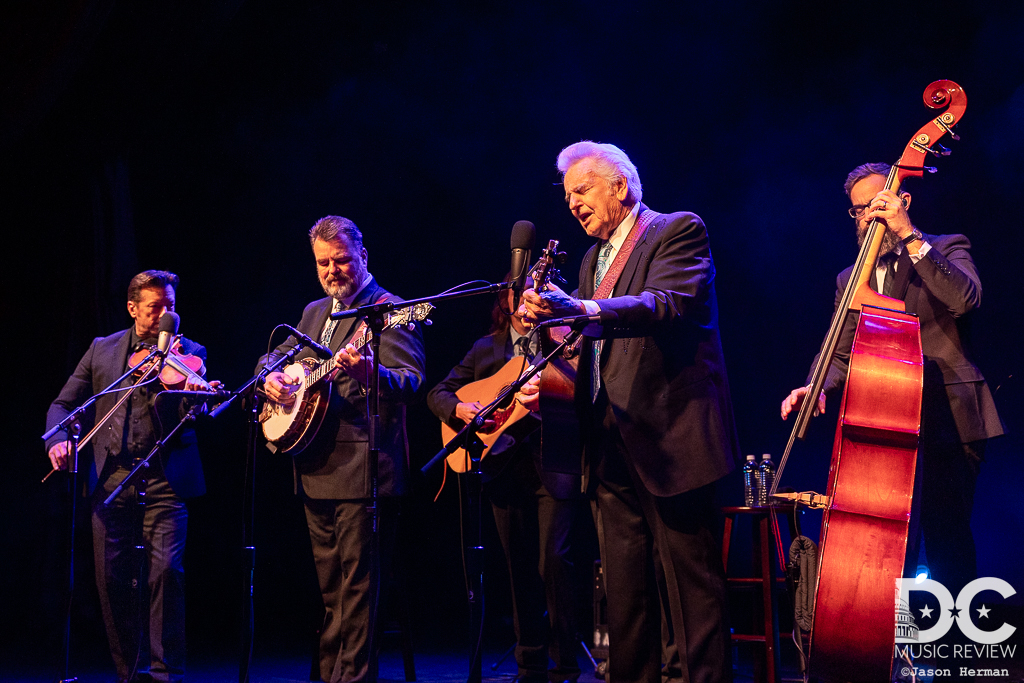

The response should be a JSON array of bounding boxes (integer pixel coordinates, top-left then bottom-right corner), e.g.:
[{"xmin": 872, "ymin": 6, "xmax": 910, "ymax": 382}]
[
  {"xmin": 761, "ymin": 453, "xmax": 771, "ymax": 459},
  {"xmin": 746, "ymin": 455, "xmax": 756, "ymax": 461}
]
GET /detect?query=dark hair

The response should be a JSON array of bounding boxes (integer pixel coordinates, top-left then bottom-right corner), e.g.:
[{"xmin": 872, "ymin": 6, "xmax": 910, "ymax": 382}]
[
  {"xmin": 127, "ymin": 270, "xmax": 179, "ymax": 303},
  {"xmin": 309, "ymin": 215, "xmax": 363, "ymax": 250},
  {"xmin": 489, "ymin": 295, "xmax": 512, "ymax": 335},
  {"xmin": 488, "ymin": 270, "xmax": 523, "ymax": 335}
]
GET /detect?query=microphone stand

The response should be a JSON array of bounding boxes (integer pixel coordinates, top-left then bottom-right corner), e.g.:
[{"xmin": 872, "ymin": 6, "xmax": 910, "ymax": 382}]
[
  {"xmin": 98, "ymin": 390, "xmax": 218, "ymax": 683},
  {"xmin": 205, "ymin": 341, "xmax": 316, "ymax": 683},
  {"xmin": 420, "ymin": 323, "xmax": 586, "ymax": 683},
  {"xmin": 328, "ymin": 281, "xmax": 513, "ymax": 682},
  {"xmin": 40, "ymin": 346, "xmax": 164, "ymax": 683}
]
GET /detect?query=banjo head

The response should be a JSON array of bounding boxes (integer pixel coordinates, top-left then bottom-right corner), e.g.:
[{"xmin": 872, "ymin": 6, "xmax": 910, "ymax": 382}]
[{"xmin": 260, "ymin": 361, "xmax": 312, "ymax": 442}]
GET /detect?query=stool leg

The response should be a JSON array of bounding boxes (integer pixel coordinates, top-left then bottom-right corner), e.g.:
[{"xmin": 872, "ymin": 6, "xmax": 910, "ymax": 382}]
[
  {"xmin": 722, "ymin": 514, "xmax": 734, "ymax": 575},
  {"xmin": 757, "ymin": 514, "xmax": 781, "ymax": 683}
]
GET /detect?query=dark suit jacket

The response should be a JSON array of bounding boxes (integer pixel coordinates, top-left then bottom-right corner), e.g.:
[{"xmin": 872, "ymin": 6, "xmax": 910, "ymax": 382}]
[
  {"xmin": 45, "ymin": 328, "xmax": 207, "ymax": 498},
  {"xmin": 259, "ymin": 278, "xmax": 426, "ymax": 500},
  {"xmin": 575, "ymin": 205, "xmax": 740, "ymax": 497},
  {"xmin": 814, "ymin": 233, "xmax": 1003, "ymax": 444},
  {"xmin": 426, "ymin": 329, "xmax": 580, "ymax": 500}
]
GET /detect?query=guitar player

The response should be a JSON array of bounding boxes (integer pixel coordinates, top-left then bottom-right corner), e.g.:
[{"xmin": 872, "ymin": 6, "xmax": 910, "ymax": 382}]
[
  {"xmin": 426, "ymin": 283, "xmax": 584, "ymax": 683},
  {"xmin": 258, "ymin": 216, "xmax": 426, "ymax": 683}
]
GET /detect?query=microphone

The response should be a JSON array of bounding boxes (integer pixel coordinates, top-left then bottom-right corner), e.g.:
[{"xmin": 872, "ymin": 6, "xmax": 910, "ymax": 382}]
[
  {"xmin": 537, "ymin": 310, "xmax": 618, "ymax": 331},
  {"xmin": 157, "ymin": 312, "xmax": 180, "ymax": 357},
  {"xmin": 282, "ymin": 324, "xmax": 334, "ymax": 360},
  {"xmin": 509, "ymin": 220, "xmax": 535, "ymax": 310},
  {"xmin": 159, "ymin": 389, "xmax": 233, "ymax": 402}
]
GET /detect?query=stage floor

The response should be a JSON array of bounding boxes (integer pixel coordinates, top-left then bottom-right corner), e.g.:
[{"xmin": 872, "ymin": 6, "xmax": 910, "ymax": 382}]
[{"xmin": 4, "ymin": 643, "xmax": 1021, "ymax": 682}]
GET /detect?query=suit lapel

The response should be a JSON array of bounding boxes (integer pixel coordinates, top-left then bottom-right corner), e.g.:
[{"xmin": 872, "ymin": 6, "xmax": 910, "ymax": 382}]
[
  {"xmin": 490, "ymin": 331, "xmax": 511, "ymax": 371},
  {"xmin": 112, "ymin": 328, "xmax": 134, "ymax": 377},
  {"xmin": 580, "ymin": 247, "xmax": 598, "ymax": 299}
]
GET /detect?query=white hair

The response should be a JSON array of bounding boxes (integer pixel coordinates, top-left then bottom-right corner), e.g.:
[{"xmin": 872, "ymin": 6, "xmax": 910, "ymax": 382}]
[{"xmin": 556, "ymin": 140, "xmax": 642, "ymax": 203}]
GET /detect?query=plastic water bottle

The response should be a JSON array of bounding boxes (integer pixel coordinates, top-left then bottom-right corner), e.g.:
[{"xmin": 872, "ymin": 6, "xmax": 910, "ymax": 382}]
[
  {"xmin": 742, "ymin": 455, "xmax": 759, "ymax": 507},
  {"xmin": 758, "ymin": 453, "xmax": 775, "ymax": 507}
]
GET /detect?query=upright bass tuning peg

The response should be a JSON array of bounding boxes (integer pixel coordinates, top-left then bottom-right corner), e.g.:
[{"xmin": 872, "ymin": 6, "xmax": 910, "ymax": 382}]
[{"xmin": 935, "ymin": 114, "xmax": 961, "ymax": 141}]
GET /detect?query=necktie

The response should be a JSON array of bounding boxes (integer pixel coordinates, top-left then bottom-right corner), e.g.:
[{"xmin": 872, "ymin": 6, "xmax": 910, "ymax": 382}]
[
  {"xmin": 320, "ymin": 299, "xmax": 343, "ymax": 348},
  {"xmin": 591, "ymin": 242, "xmax": 614, "ymax": 401},
  {"xmin": 594, "ymin": 241, "xmax": 614, "ymax": 288},
  {"xmin": 513, "ymin": 335, "xmax": 530, "ymax": 358},
  {"xmin": 882, "ymin": 253, "xmax": 898, "ymax": 296}
]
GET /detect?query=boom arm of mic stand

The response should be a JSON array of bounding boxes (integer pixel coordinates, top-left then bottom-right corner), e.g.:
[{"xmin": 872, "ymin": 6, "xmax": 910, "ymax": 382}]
[
  {"xmin": 330, "ymin": 282, "xmax": 513, "ymax": 321},
  {"xmin": 41, "ymin": 349, "xmax": 165, "ymax": 483},
  {"xmin": 209, "ymin": 343, "xmax": 306, "ymax": 419},
  {"xmin": 422, "ymin": 328, "xmax": 582, "ymax": 474},
  {"xmin": 42, "ymin": 347, "xmax": 163, "ymax": 443}
]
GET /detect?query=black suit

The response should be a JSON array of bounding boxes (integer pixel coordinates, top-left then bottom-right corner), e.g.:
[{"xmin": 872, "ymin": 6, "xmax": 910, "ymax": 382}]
[
  {"xmin": 46, "ymin": 328, "xmax": 207, "ymax": 683},
  {"xmin": 574, "ymin": 206, "xmax": 739, "ymax": 683},
  {"xmin": 427, "ymin": 329, "xmax": 582, "ymax": 681},
  {"xmin": 814, "ymin": 233, "xmax": 1003, "ymax": 595},
  {"xmin": 260, "ymin": 278, "xmax": 425, "ymax": 683}
]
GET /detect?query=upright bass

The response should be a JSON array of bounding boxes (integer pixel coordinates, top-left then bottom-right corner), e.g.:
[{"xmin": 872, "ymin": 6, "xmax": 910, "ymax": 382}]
[{"xmin": 773, "ymin": 80, "xmax": 967, "ymax": 683}]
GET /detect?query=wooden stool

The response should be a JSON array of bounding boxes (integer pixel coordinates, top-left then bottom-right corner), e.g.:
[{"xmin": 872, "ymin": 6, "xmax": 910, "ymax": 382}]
[{"xmin": 722, "ymin": 505, "xmax": 796, "ymax": 683}]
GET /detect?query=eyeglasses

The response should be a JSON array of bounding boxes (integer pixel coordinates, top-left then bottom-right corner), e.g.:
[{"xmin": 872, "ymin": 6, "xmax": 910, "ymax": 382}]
[{"xmin": 848, "ymin": 203, "xmax": 871, "ymax": 219}]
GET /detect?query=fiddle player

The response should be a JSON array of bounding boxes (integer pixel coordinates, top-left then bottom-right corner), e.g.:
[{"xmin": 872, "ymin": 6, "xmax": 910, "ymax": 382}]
[
  {"xmin": 519, "ymin": 141, "xmax": 740, "ymax": 683},
  {"xmin": 258, "ymin": 216, "xmax": 425, "ymax": 683},
  {"xmin": 781, "ymin": 163, "xmax": 1004, "ymax": 628},
  {"xmin": 45, "ymin": 270, "xmax": 216, "ymax": 683},
  {"xmin": 427, "ymin": 282, "xmax": 583, "ymax": 683}
]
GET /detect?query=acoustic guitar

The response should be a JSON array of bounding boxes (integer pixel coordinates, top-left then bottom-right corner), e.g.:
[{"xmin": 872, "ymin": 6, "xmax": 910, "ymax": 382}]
[
  {"xmin": 441, "ymin": 354, "xmax": 540, "ymax": 476},
  {"xmin": 440, "ymin": 239, "xmax": 574, "ymax": 474}
]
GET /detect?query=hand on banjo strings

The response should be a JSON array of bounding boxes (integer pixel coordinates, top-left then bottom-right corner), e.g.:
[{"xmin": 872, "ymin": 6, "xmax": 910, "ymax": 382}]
[
  {"xmin": 334, "ymin": 342, "xmax": 373, "ymax": 382},
  {"xmin": 264, "ymin": 371, "xmax": 299, "ymax": 406}
]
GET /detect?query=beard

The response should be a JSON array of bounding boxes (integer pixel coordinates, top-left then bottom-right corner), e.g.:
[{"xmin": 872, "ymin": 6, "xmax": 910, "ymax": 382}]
[
  {"xmin": 856, "ymin": 221, "xmax": 901, "ymax": 256},
  {"xmin": 319, "ymin": 269, "xmax": 363, "ymax": 301}
]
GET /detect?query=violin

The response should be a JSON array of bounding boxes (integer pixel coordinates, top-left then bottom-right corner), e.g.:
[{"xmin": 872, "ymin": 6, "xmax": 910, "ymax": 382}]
[{"xmin": 130, "ymin": 339, "xmax": 210, "ymax": 391}]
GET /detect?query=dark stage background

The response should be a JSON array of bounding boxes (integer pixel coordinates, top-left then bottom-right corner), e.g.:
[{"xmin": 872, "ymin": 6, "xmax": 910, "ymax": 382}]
[{"xmin": 3, "ymin": 0, "xmax": 1022, "ymax": 677}]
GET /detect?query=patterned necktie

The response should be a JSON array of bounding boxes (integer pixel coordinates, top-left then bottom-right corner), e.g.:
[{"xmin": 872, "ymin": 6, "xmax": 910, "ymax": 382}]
[
  {"xmin": 591, "ymin": 241, "xmax": 614, "ymax": 401},
  {"xmin": 320, "ymin": 299, "xmax": 343, "ymax": 347},
  {"xmin": 594, "ymin": 241, "xmax": 614, "ymax": 288}
]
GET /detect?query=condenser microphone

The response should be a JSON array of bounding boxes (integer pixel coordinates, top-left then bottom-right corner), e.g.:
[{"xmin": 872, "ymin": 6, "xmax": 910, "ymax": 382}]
[
  {"xmin": 509, "ymin": 220, "xmax": 535, "ymax": 310},
  {"xmin": 157, "ymin": 312, "xmax": 180, "ymax": 357}
]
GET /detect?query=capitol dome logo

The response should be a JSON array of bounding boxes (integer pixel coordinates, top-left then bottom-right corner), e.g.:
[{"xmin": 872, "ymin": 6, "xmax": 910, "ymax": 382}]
[{"xmin": 895, "ymin": 597, "xmax": 919, "ymax": 641}]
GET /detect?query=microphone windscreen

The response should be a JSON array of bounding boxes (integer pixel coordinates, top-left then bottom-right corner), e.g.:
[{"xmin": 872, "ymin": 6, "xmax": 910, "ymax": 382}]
[
  {"xmin": 511, "ymin": 220, "xmax": 535, "ymax": 251},
  {"xmin": 159, "ymin": 311, "xmax": 180, "ymax": 335}
]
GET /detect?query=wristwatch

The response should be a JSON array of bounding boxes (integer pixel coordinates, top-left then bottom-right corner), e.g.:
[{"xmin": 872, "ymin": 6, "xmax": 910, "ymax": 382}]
[{"xmin": 901, "ymin": 228, "xmax": 923, "ymax": 246}]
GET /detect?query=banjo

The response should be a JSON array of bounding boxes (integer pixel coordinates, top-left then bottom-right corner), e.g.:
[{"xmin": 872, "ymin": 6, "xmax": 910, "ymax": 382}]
[{"xmin": 260, "ymin": 302, "xmax": 433, "ymax": 454}]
